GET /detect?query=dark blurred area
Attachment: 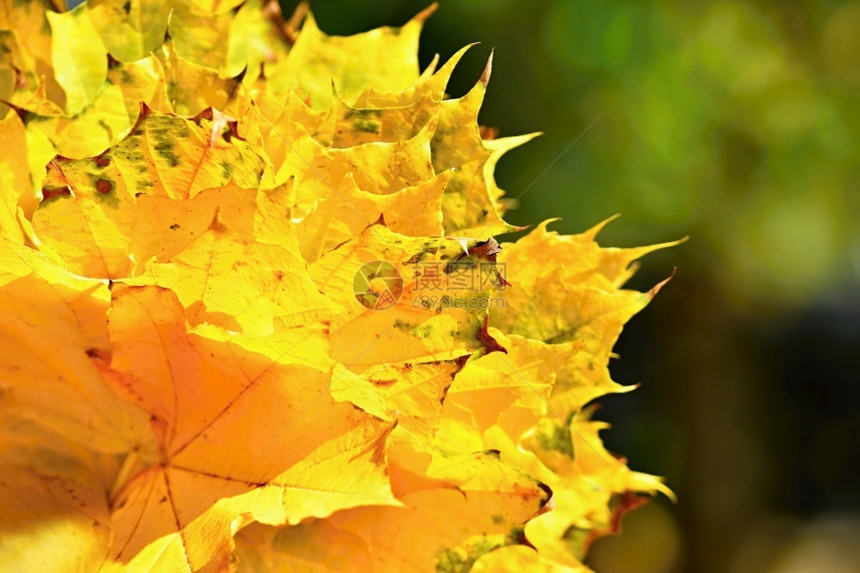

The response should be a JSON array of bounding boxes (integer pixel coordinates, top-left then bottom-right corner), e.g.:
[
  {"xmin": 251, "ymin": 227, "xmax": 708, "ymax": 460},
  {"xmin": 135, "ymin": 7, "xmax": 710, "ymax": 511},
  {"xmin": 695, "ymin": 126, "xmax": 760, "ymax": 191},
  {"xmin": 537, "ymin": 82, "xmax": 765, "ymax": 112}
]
[{"xmin": 286, "ymin": 1, "xmax": 860, "ymax": 571}]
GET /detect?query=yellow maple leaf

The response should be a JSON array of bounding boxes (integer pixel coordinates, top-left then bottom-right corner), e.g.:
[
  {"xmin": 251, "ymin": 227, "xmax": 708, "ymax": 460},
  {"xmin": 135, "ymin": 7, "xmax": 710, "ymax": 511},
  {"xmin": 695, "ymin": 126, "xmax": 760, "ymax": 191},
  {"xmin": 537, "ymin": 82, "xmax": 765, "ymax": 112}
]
[{"xmin": 103, "ymin": 285, "xmax": 397, "ymax": 570}]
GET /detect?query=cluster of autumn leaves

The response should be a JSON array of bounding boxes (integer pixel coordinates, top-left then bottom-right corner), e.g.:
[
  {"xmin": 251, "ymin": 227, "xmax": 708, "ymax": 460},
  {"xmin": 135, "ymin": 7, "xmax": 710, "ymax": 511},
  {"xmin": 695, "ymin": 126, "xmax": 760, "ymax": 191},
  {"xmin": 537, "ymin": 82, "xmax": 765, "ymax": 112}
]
[{"xmin": 0, "ymin": 1, "xmax": 673, "ymax": 571}]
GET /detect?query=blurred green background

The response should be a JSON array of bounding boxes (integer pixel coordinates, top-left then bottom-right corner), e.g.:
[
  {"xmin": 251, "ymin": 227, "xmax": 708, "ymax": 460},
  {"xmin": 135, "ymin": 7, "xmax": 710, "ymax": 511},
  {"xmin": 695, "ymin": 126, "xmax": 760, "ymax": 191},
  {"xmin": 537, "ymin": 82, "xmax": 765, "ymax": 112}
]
[{"xmin": 283, "ymin": 1, "xmax": 860, "ymax": 571}]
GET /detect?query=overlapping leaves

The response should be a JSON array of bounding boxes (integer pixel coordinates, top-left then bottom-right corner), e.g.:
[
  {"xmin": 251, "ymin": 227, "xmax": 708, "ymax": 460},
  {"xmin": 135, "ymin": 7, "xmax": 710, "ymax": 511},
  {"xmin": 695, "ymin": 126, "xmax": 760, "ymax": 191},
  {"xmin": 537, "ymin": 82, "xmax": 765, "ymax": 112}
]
[{"xmin": 0, "ymin": 1, "xmax": 673, "ymax": 571}]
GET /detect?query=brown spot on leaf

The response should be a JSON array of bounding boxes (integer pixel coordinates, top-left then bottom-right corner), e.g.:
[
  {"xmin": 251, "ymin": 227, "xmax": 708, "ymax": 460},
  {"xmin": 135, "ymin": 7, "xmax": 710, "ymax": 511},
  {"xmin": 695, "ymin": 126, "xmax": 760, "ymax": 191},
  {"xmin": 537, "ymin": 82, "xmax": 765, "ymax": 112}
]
[
  {"xmin": 468, "ymin": 238, "xmax": 501, "ymax": 261},
  {"xmin": 207, "ymin": 210, "xmax": 228, "ymax": 233},
  {"xmin": 584, "ymin": 491, "xmax": 648, "ymax": 548},
  {"xmin": 96, "ymin": 178, "xmax": 113, "ymax": 194},
  {"xmin": 42, "ymin": 186, "xmax": 71, "ymax": 200},
  {"xmin": 536, "ymin": 480, "xmax": 553, "ymax": 505},
  {"xmin": 477, "ymin": 316, "xmax": 507, "ymax": 355},
  {"xmin": 194, "ymin": 107, "xmax": 214, "ymax": 124},
  {"xmin": 439, "ymin": 382, "xmax": 452, "ymax": 404},
  {"xmin": 480, "ymin": 125, "xmax": 499, "ymax": 140},
  {"xmin": 85, "ymin": 348, "xmax": 100, "ymax": 358}
]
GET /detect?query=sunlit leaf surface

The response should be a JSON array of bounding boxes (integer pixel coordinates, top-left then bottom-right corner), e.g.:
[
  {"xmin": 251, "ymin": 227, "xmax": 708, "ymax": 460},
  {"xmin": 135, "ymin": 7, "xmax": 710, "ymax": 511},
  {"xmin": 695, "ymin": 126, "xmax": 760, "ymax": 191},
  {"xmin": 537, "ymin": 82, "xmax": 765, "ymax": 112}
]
[{"xmin": 0, "ymin": 1, "xmax": 674, "ymax": 570}]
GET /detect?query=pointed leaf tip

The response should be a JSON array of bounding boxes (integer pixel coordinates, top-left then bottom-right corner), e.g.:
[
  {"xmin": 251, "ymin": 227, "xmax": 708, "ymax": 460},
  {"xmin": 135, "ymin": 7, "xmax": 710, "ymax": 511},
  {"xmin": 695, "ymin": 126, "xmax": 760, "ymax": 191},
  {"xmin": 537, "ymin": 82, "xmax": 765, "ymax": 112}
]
[
  {"xmin": 287, "ymin": 1, "xmax": 310, "ymax": 33},
  {"xmin": 648, "ymin": 268, "xmax": 677, "ymax": 298},
  {"xmin": 480, "ymin": 49, "xmax": 494, "ymax": 87},
  {"xmin": 414, "ymin": 3, "xmax": 439, "ymax": 23}
]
